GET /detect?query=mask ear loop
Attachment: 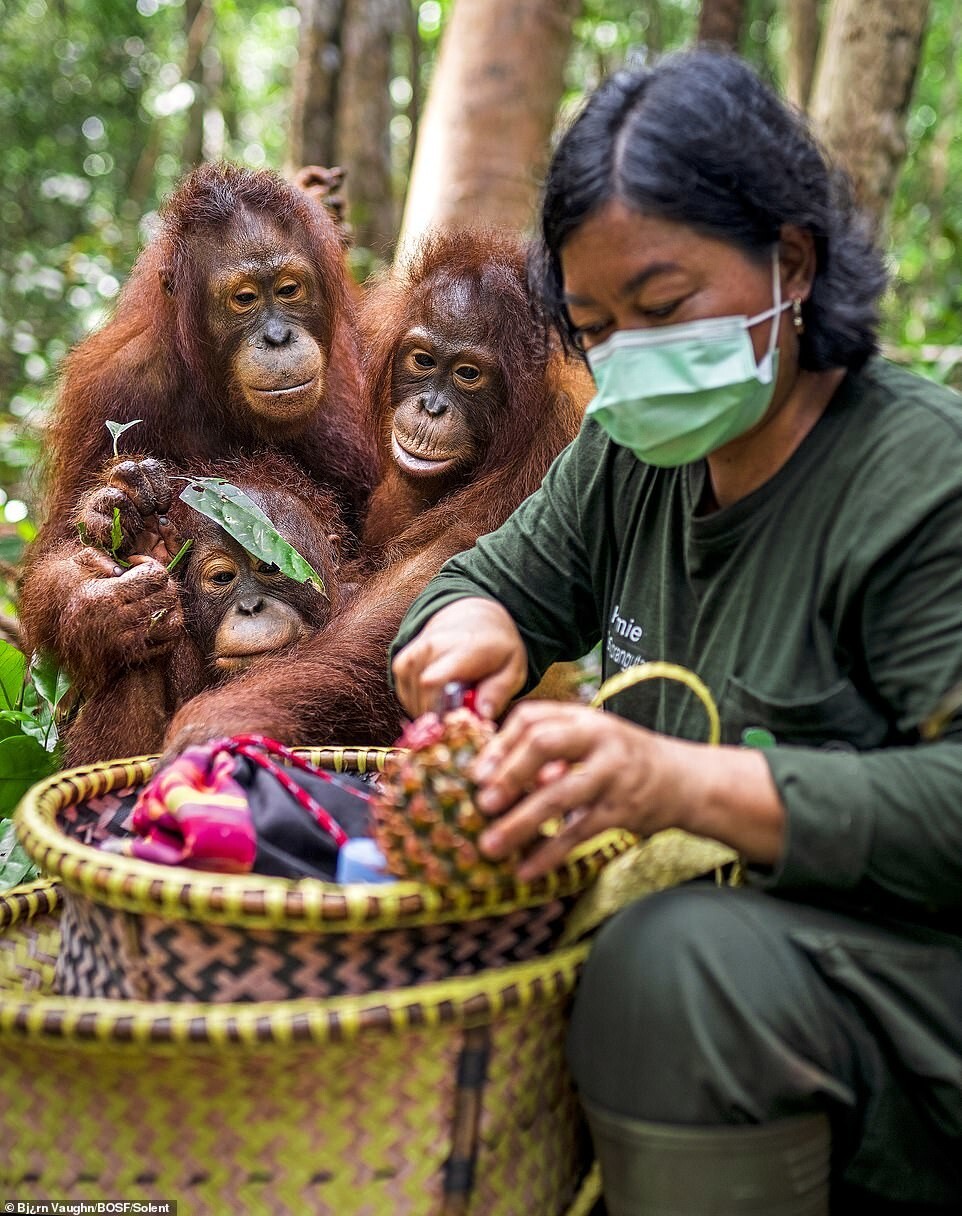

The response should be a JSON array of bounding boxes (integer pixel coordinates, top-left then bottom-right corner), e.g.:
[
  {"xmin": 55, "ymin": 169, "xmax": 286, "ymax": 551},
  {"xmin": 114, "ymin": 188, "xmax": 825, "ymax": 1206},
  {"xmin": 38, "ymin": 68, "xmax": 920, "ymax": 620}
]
[
  {"xmin": 745, "ymin": 247, "xmax": 788, "ymax": 383},
  {"xmin": 763, "ymin": 247, "xmax": 783, "ymax": 372}
]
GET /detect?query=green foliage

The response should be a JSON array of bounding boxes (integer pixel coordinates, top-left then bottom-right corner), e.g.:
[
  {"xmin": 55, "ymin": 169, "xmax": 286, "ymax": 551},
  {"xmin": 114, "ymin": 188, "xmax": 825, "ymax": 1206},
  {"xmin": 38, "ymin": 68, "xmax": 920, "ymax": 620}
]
[
  {"xmin": 0, "ymin": 819, "xmax": 39, "ymax": 890},
  {"xmin": 1, "ymin": 0, "xmax": 959, "ymax": 548},
  {"xmin": 883, "ymin": 0, "xmax": 962, "ymax": 390},
  {"xmin": 0, "ymin": 643, "xmax": 64, "ymax": 891},
  {"xmin": 179, "ymin": 477, "xmax": 325, "ymax": 593},
  {"xmin": 110, "ymin": 508, "xmax": 125, "ymax": 558}
]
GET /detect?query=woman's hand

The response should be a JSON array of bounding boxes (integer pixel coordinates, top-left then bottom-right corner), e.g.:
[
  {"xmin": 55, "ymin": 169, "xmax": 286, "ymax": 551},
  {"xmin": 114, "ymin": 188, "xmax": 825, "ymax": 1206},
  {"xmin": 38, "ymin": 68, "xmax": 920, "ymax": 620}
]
[
  {"xmin": 471, "ymin": 699, "xmax": 785, "ymax": 881},
  {"xmin": 392, "ymin": 597, "xmax": 529, "ymax": 719}
]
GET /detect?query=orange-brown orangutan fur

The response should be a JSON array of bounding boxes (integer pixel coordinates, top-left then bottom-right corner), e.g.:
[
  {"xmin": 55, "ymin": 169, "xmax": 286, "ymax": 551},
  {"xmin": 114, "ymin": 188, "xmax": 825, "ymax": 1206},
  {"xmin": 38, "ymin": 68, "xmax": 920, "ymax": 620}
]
[
  {"xmin": 19, "ymin": 162, "xmax": 373, "ymax": 695},
  {"xmin": 53, "ymin": 452, "xmax": 344, "ymax": 766},
  {"xmin": 164, "ymin": 228, "xmax": 592, "ymax": 752}
]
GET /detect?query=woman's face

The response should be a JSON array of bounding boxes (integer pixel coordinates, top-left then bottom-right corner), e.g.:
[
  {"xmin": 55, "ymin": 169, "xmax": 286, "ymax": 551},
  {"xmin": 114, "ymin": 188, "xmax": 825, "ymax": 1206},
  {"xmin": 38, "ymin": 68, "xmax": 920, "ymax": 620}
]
[
  {"xmin": 560, "ymin": 199, "xmax": 794, "ymax": 368},
  {"xmin": 560, "ymin": 199, "xmax": 830, "ymax": 499}
]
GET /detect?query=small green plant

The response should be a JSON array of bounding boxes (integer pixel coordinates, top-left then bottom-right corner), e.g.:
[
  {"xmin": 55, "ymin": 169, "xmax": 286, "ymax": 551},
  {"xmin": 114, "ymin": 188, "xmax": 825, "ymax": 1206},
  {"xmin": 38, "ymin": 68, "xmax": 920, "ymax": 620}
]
[
  {"xmin": 0, "ymin": 643, "xmax": 68, "ymax": 889},
  {"xmin": 106, "ymin": 418, "xmax": 144, "ymax": 458},
  {"xmin": 109, "ymin": 507, "xmax": 131, "ymax": 567},
  {"xmin": 165, "ymin": 539, "xmax": 193, "ymax": 572}
]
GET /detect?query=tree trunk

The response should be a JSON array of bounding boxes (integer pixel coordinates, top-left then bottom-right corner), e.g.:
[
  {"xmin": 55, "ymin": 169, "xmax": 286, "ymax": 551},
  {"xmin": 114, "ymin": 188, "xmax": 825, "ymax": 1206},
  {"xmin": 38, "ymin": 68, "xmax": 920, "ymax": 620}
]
[
  {"xmin": 287, "ymin": 0, "xmax": 343, "ymax": 172},
  {"xmin": 646, "ymin": 1, "xmax": 665, "ymax": 53},
  {"xmin": 783, "ymin": 0, "xmax": 821, "ymax": 111},
  {"xmin": 181, "ymin": 0, "xmax": 215, "ymax": 168},
  {"xmin": 335, "ymin": 0, "xmax": 404, "ymax": 258},
  {"xmin": 406, "ymin": 0, "xmax": 421, "ymax": 174},
  {"xmin": 697, "ymin": 0, "xmax": 745, "ymax": 48},
  {"xmin": 809, "ymin": 0, "xmax": 930, "ymax": 230},
  {"xmin": 399, "ymin": 0, "xmax": 583, "ymax": 245}
]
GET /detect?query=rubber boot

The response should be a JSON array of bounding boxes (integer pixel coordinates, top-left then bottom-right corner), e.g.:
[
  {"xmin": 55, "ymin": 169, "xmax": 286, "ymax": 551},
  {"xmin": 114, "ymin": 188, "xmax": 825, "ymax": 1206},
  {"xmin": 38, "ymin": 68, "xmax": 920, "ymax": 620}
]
[{"xmin": 583, "ymin": 1100, "xmax": 830, "ymax": 1216}]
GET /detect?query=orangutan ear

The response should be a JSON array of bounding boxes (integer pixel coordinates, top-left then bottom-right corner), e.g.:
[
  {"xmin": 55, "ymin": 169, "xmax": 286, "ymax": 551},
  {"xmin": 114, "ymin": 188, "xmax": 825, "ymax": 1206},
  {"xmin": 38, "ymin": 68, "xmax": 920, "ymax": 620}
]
[{"xmin": 159, "ymin": 269, "xmax": 175, "ymax": 296}]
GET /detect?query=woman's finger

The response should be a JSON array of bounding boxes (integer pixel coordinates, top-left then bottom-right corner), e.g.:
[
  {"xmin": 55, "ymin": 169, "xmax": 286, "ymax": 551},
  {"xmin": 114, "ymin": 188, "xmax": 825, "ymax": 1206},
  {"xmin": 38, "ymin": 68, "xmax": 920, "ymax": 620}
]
[
  {"xmin": 476, "ymin": 707, "xmax": 597, "ymax": 813},
  {"xmin": 479, "ymin": 760, "xmax": 603, "ymax": 857},
  {"xmin": 515, "ymin": 805, "xmax": 608, "ymax": 882}
]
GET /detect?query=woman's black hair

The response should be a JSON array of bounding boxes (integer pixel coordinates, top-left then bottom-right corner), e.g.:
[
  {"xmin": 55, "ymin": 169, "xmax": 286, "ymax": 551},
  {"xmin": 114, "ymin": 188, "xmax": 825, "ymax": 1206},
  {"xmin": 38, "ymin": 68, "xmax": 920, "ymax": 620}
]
[{"xmin": 530, "ymin": 49, "xmax": 887, "ymax": 371}]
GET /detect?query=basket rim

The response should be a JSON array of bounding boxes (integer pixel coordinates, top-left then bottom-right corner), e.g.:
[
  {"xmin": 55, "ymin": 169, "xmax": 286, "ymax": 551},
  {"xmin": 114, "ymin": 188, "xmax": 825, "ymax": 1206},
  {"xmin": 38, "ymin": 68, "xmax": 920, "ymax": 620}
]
[
  {"xmin": 0, "ymin": 880, "xmax": 588, "ymax": 1047},
  {"xmin": 14, "ymin": 749, "xmax": 633, "ymax": 932},
  {"xmin": 0, "ymin": 877, "xmax": 61, "ymax": 930}
]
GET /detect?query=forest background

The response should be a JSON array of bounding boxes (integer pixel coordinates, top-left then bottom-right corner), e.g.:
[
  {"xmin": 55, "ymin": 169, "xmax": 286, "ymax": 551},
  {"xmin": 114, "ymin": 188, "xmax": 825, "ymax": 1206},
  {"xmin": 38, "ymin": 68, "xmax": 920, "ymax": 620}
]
[{"xmin": 0, "ymin": 0, "xmax": 959, "ymax": 594}]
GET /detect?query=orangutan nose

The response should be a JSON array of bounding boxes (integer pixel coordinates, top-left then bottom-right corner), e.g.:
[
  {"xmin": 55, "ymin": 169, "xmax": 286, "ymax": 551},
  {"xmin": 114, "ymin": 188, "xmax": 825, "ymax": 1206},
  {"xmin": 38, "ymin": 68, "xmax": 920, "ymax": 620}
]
[
  {"xmin": 263, "ymin": 319, "xmax": 293, "ymax": 347},
  {"xmin": 419, "ymin": 390, "xmax": 447, "ymax": 417},
  {"xmin": 237, "ymin": 595, "xmax": 266, "ymax": 616}
]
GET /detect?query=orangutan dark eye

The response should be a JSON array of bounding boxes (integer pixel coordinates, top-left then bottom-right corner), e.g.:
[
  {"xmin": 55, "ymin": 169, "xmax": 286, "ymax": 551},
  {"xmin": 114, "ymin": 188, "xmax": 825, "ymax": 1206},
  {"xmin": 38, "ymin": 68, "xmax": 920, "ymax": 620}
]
[
  {"xmin": 256, "ymin": 561, "xmax": 280, "ymax": 575},
  {"xmin": 232, "ymin": 290, "xmax": 257, "ymax": 309},
  {"xmin": 455, "ymin": 365, "xmax": 480, "ymax": 382},
  {"xmin": 413, "ymin": 351, "xmax": 435, "ymax": 369},
  {"xmin": 276, "ymin": 281, "xmax": 301, "ymax": 299},
  {"xmin": 211, "ymin": 570, "xmax": 236, "ymax": 584}
]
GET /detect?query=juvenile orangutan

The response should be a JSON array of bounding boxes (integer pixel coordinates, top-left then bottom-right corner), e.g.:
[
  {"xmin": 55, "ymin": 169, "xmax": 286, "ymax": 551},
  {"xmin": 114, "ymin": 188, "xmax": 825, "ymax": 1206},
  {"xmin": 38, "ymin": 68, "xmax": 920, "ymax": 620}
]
[
  {"xmin": 58, "ymin": 454, "xmax": 344, "ymax": 765},
  {"xmin": 164, "ymin": 229, "xmax": 592, "ymax": 750}
]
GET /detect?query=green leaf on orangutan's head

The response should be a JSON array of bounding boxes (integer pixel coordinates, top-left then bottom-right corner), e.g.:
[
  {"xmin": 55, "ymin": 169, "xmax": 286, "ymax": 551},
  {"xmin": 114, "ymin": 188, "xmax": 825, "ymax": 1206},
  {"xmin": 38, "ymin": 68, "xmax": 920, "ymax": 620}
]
[
  {"xmin": 178, "ymin": 478, "xmax": 325, "ymax": 594},
  {"xmin": 105, "ymin": 418, "xmax": 143, "ymax": 458}
]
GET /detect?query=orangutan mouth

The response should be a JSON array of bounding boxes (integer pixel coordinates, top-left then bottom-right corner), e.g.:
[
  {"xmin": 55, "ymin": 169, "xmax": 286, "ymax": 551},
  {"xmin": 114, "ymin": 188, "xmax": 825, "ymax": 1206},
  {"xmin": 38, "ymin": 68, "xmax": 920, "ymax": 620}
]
[
  {"xmin": 251, "ymin": 378, "xmax": 316, "ymax": 397},
  {"xmin": 392, "ymin": 431, "xmax": 457, "ymax": 477}
]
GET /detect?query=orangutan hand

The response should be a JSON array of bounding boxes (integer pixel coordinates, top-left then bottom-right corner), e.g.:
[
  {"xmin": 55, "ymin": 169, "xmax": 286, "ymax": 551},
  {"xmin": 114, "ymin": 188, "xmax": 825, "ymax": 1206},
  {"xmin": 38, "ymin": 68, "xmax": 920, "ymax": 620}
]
[{"xmin": 75, "ymin": 457, "xmax": 180, "ymax": 563}]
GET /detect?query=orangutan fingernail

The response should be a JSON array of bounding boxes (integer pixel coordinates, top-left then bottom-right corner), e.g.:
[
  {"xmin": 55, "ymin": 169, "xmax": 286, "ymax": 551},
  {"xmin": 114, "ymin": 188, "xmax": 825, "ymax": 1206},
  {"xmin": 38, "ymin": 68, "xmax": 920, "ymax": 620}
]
[
  {"xmin": 112, "ymin": 565, "xmax": 122, "ymax": 576},
  {"xmin": 158, "ymin": 515, "xmax": 168, "ymax": 525}
]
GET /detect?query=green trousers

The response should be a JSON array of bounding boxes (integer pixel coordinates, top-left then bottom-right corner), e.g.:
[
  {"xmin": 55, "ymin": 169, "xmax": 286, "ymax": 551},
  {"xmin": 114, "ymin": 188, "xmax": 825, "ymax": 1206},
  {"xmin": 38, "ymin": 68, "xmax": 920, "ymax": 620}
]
[{"xmin": 568, "ymin": 884, "xmax": 962, "ymax": 1210}]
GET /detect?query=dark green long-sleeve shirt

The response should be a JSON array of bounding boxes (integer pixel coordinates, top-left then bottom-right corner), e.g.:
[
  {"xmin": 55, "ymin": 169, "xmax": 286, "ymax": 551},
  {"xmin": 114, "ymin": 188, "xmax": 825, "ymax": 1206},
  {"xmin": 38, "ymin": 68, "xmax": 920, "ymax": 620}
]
[{"xmin": 392, "ymin": 358, "xmax": 962, "ymax": 919}]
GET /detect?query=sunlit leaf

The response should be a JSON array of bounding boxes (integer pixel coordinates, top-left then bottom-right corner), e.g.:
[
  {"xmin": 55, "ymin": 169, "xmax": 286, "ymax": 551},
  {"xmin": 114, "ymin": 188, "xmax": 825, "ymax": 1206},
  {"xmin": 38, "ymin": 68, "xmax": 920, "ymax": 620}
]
[
  {"xmin": 29, "ymin": 650, "xmax": 71, "ymax": 715},
  {"xmin": 0, "ymin": 818, "xmax": 39, "ymax": 890},
  {"xmin": 179, "ymin": 477, "xmax": 325, "ymax": 594},
  {"xmin": 0, "ymin": 642, "xmax": 25, "ymax": 712},
  {"xmin": 0, "ymin": 734, "xmax": 56, "ymax": 816},
  {"xmin": 111, "ymin": 506, "xmax": 123, "ymax": 553}
]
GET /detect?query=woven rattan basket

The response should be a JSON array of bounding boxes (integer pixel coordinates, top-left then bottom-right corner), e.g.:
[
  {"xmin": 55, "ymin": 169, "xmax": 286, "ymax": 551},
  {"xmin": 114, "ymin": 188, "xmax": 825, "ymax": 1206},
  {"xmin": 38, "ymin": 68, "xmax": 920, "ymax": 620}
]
[
  {"xmin": 0, "ymin": 878, "xmax": 603, "ymax": 1215},
  {"xmin": 6, "ymin": 723, "xmax": 735, "ymax": 1214},
  {"xmin": 15, "ymin": 748, "xmax": 631, "ymax": 1004}
]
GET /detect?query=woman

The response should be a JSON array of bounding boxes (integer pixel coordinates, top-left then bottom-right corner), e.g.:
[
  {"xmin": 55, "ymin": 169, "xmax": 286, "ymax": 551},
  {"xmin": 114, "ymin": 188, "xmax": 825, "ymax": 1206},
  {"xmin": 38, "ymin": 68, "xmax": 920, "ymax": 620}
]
[{"xmin": 391, "ymin": 51, "xmax": 962, "ymax": 1215}]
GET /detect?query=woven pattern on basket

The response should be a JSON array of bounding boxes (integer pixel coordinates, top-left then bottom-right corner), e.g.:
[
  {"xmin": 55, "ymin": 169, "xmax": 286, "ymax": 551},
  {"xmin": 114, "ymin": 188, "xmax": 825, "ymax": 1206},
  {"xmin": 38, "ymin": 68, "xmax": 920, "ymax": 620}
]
[
  {"xmin": 0, "ymin": 886, "xmax": 601, "ymax": 1216},
  {"xmin": 55, "ymin": 886, "xmax": 577, "ymax": 1001},
  {"xmin": 0, "ymin": 881, "xmax": 61, "ymax": 996},
  {"xmin": 16, "ymin": 749, "xmax": 631, "ymax": 1004}
]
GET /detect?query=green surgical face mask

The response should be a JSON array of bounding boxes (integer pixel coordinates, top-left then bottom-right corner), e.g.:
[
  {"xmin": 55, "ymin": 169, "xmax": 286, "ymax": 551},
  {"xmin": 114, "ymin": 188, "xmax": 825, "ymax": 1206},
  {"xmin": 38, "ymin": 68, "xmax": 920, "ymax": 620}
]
[{"xmin": 585, "ymin": 250, "xmax": 790, "ymax": 467}]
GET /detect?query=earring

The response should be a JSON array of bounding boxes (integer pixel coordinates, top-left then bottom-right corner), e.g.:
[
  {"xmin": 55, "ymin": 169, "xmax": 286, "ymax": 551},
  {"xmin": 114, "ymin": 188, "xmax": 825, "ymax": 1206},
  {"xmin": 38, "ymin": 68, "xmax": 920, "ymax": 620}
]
[{"xmin": 792, "ymin": 297, "xmax": 805, "ymax": 334}]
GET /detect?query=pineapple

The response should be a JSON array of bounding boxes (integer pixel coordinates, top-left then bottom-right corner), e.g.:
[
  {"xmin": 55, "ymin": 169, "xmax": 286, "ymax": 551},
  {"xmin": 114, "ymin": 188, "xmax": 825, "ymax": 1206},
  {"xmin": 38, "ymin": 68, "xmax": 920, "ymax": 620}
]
[{"xmin": 372, "ymin": 704, "xmax": 517, "ymax": 889}]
